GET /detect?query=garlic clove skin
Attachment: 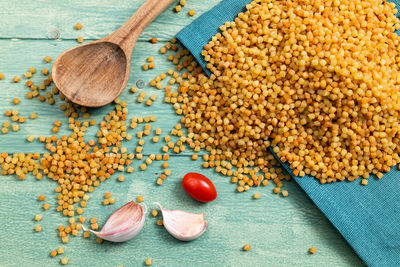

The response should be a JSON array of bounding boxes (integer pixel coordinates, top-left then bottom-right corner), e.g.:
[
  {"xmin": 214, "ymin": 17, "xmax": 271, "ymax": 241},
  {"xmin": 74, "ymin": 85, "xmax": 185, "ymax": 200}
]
[
  {"xmin": 155, "ymin": 202, "xmax": 207, "ymax": 241},
  {"xmin": 83, "ymin": 201, "xmax": 146, "ymax": 242}
]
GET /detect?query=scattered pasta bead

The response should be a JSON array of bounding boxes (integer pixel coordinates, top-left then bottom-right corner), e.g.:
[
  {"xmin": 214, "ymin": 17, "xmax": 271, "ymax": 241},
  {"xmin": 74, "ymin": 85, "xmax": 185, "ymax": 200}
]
[
  {"xmin": 30, "ymin": 112, "xmax": 37, "ymax": 119},
  {"xmin": 130, "ymin": 86, "xmax": 138, "ymax": 93},
  {"xmin": 145, "ymin": 258, "xmax": 152, "ymax": 266},
  {"xmin": 57, "ymin": 247, "xmax": 64, "ymax": 255},
  {"xmin": 24, "ymin": 72, "xmax": 32, "ymax": 79},
  {"xmin": 309, "ymin": 247, "xmax": 317, "ymax": 254},
  {"xmin": 27, "ymin": 135, "xmax": 35, "ymax": 142},
  {"xmin": 151, "ymin": 209, "xmax": 158, "ymax": 217},
  {"xmin": 243, "ymin": 243, "xmax": 251, "ymax": 251}
]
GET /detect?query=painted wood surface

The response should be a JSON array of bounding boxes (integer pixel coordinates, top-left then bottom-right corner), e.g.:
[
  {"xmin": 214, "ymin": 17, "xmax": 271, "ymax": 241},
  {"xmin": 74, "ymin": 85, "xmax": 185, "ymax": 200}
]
[
  {"xmin": 51, "ymin": 0, "xmax": 176, "ymax": 107},
  {"xmin": 0, "ymin": 1, "xmax": 364, "ymax": 267}
]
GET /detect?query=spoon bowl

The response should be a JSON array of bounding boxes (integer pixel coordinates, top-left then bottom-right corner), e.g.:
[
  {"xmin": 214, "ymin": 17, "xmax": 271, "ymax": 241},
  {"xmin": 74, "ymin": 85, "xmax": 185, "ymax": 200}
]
[
  {"xmin": 52, "ymin": 0, "xmax": 174, "ymax": 107},
  {"xmin": 52, "ymin": 42, "xmax": 127, "ymax": 107}
]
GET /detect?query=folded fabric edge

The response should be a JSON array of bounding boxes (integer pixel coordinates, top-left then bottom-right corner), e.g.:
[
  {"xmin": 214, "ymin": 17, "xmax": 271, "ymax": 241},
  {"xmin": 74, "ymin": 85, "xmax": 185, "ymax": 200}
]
[
  {"xmin": 176, "ymin": 0, "xmax": 252, "ymax": 77},
  {"xmin": 175, "ymin": 0, "xmax": 368, "ymax": 264},
  {"xmin": 268, "ymin": 147, "xmax": 373, "ymax": 266},
  {"xmin": 173, "ymin": 0, "xmax": 400, "ymax": 266}
]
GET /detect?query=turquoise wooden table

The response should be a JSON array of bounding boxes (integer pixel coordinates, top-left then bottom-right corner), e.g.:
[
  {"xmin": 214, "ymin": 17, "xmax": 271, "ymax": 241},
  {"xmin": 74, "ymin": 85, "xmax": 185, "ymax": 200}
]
[{"xmin": 0, "ymin": 1, "xmax": 365, "ymax": 266}]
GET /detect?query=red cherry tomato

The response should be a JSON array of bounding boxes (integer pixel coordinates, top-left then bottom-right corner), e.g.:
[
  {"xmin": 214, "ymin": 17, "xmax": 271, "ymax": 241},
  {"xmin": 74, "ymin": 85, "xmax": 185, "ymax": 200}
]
[{"xmin": 182, "ymin": 172, "xmax": 217, "ymax": 202}]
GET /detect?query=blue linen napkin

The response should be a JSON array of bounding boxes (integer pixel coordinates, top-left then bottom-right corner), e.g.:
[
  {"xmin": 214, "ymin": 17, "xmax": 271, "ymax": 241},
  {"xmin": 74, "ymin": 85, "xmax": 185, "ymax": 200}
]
[
  {"xmin": 176, "ymin": 1, "xmax": 400, "ymax": 266},
  {"xmin": 176, "ymin": 0, "xmax": 251, "ymax": 76}
]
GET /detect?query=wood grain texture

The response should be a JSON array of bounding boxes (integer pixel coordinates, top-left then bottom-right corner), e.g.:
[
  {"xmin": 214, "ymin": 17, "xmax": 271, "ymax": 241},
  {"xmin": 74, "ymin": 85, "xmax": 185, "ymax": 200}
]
[
  {"xmin": 0, "ymin": 1, "xmax": 365, "ymax": 267},
  {"xmin": 0, "ymin": 0, "xmax": 221, "ymax": 41},
  {"xmin": 0, "ymin": 159, "xmax": 364, "ymax": 267},
  {"xmin": 105, "ymin": 0, "xmax": 175, "ymax": 53},
  {"xmin": 52, "ymin": 0, "xmax": 174, "ymax": 107},
  {"xmin": 0, "ymin": 39, "xmax": 189, "ymax": 154},
  {"xmin": 52, "ymin": 41, "xmax": 128, "ymax": 107}
]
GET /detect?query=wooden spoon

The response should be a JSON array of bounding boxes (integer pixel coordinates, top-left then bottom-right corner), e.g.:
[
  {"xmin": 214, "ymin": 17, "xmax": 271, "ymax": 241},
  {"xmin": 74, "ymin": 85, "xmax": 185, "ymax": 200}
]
[{"xmin": 52, "ymin": 0, "xmax": 174, "ymax": 107}]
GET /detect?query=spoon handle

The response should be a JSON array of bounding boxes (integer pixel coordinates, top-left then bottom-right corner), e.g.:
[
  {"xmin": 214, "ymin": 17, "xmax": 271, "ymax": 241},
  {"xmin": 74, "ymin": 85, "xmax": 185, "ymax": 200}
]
[{"xmin": 105, "ymin": 0, "xmax": 175, "ymax": 56}]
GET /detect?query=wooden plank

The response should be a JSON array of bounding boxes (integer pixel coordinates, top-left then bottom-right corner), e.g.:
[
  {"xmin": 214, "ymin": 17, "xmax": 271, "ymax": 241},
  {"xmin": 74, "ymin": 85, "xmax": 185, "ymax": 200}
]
[
  {"xmin": 0, "ymin": 39, "xmax": 190, "ymax": 155},
  {"xmin": 0, "ymin": 38, "xmax": 364, "ymax": 266},
  {"xmin": 0, "ymin": 0, "xmax": 221, "ymax": 41},
  {"xmin": 0, "ymin": 156, "xmax": 364, "ymax": 267},
  {"xmin": 0, "ymin": 1, "xmax": 365, "ymax": 266}
]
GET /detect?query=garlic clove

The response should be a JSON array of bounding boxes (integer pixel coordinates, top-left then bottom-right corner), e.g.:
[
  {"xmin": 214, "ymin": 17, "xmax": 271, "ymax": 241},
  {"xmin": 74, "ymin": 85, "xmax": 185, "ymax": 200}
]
[
  {"xmin": 155, "ymin": 202, "xmax": 207, "ymax": 241},
  {"xmin": 83, "ymin": 201, "xmax": 146, "ymax": 242}
]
